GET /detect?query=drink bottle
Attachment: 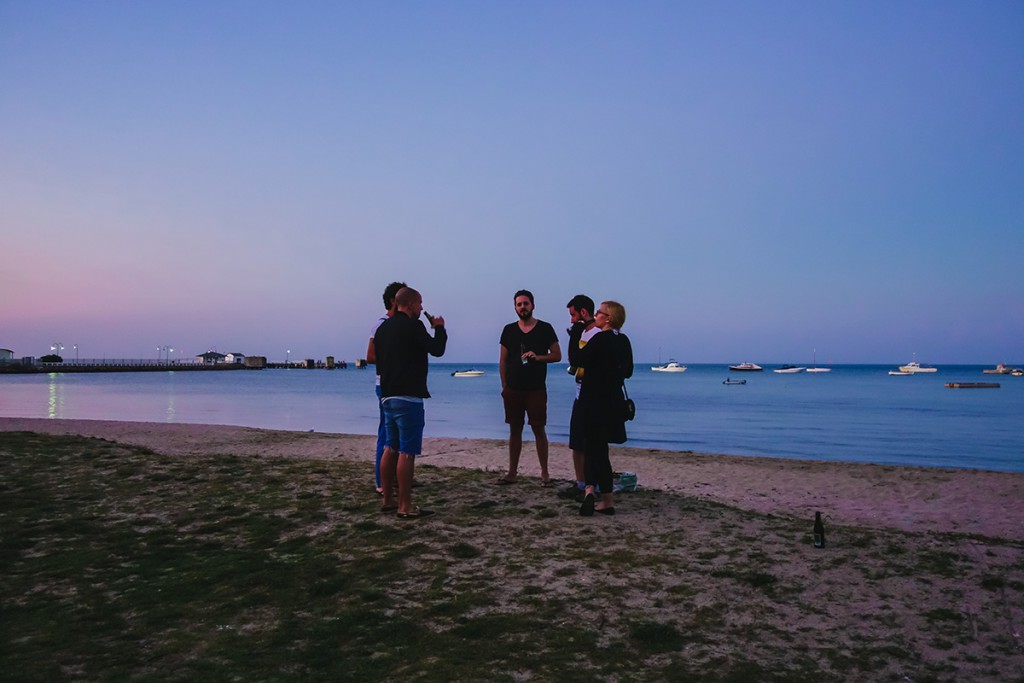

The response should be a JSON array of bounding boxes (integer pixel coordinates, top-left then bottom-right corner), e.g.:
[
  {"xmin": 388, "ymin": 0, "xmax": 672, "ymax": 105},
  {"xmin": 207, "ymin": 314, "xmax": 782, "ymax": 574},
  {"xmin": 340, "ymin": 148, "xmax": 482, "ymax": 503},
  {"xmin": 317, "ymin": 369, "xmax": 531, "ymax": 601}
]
[
  {"xmin": 813, "ymin": 511, "xmax": 826, "ymax": 548},
  {"xmin": 520, "ymin": 343, "xmax": 529, "ymax": 364}
]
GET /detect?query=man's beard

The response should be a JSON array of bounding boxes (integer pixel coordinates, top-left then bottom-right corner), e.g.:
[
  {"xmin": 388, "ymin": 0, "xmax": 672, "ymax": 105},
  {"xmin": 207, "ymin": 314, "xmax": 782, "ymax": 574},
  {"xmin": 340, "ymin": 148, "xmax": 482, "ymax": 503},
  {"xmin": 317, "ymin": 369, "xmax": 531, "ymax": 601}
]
[{"xmin": 517, "ymin": 310, "xmax": 533, "ymax": 321}]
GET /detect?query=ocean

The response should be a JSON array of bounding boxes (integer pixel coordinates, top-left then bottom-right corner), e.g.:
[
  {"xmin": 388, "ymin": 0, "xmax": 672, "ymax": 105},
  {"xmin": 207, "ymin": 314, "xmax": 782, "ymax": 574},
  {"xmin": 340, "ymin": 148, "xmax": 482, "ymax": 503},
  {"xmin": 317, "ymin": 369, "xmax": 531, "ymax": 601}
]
[{"xmin": 2, "ymin": 363, "xmax": 1021, "ymax": 472}]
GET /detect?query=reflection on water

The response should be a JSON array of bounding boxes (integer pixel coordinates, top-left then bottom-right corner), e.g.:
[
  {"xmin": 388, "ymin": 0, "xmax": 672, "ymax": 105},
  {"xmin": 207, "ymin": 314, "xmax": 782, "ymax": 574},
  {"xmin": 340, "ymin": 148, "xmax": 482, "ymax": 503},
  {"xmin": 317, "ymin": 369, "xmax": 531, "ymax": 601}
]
[
  {"xmin": 165, "ymin": 371, "xmax": 177, "ymax": 422},
  {"xmin": 47, "ymin": 373, "xmax": 64, "ymax": 419}
]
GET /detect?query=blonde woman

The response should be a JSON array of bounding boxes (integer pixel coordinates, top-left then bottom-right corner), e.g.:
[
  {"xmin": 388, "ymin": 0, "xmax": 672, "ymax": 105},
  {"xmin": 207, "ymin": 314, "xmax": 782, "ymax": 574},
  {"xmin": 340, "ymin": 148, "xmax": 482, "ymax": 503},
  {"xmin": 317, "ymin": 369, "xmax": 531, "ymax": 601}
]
[{"xmin": 567, "ymin": 300, "xmax": 633, "ymax": 516}]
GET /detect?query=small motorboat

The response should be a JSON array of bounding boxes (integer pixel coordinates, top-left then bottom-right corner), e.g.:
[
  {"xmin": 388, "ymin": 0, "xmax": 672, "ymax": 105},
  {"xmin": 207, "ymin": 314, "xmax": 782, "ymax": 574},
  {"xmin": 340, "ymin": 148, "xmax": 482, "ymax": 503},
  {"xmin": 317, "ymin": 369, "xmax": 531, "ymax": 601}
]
[
  {"xmin": 888, "ymin": 370, "xmax": 912, "ymax": 376},
  {"xmin": 773, "ymin": 365, "xmax": 805, "ymax": 374},
  {"xmin": 652, "ymin": 360, "xmax": 687, "ymax": 373},
  {"xmin": 984, "ymin": 364, "xmax": 1014, "ymax": 375},
  {"xmin": 899, "ymin": 361, "xmax": 937, "ymax": 374},
  {"xmin": 723, "ymin": 378, "xmax": 746, "ymax": 385},
  {"xmin": 1013, "ymin": 369, "xmax": 1023, "ymax": 377},
  {"xmin": 728, "ymin": 362, "xmax": 763, "ymax": 372},
  {"xmin": 451, "ymin": 369, "xmax": 485, "ymax": 377}
]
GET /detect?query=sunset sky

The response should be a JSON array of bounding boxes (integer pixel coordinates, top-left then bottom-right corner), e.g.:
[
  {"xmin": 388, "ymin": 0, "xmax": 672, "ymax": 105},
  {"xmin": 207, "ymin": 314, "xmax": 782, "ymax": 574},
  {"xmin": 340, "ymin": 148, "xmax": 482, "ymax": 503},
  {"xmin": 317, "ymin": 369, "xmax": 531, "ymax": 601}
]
[{"xmin": 2, "ymin": 1, "xmax": 1022, "ymax": 364}]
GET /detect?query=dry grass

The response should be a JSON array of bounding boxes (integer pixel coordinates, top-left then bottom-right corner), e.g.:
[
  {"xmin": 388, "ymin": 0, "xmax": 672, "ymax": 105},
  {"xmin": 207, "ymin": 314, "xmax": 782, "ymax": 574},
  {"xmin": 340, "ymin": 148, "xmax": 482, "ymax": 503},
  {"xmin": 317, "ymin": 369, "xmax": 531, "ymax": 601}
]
[{"xmin": 2, "ymin": 431, "xmax": 1023, "ymax": 682}]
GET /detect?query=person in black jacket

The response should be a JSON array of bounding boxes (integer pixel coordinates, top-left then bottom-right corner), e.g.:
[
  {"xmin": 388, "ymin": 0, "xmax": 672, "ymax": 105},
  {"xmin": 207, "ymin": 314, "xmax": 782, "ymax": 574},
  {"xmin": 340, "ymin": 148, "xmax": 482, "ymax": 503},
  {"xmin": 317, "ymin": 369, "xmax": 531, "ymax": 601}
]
[
  {"xmin": 374, "ymin": 287, "xmax": 447, "ymax": 519},
  {"xmin": 568, "ymin": 300, "xmax": 633, "ymax": 516}
]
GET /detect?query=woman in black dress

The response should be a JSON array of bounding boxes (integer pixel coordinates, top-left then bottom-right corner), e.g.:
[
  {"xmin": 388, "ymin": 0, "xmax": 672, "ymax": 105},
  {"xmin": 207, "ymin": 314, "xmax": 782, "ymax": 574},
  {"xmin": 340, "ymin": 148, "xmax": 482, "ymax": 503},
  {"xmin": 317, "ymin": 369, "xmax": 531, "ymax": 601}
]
[{"xmin": 568, "ymin": 300, "xmax": 633, "ymax": 516}]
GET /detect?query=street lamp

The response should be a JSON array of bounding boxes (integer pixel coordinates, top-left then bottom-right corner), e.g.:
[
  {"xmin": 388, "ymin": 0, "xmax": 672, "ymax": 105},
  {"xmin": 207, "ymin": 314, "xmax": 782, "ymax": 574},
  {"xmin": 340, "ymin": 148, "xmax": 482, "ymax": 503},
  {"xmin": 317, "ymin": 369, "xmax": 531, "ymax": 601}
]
[
  {"xmin": 51, "ymin": 342, "xmax": 64, "ymax": 360},
  {"xmin": 74, "ymin": 344, "xmax": 79, "ymax": 362},
  {"xmin": 157, "ymin": 346, "xmax": 173, "ymax": 363},
  {"xmin": 286, "ymin": 349, "xmax": 291, "ymax": 367}
]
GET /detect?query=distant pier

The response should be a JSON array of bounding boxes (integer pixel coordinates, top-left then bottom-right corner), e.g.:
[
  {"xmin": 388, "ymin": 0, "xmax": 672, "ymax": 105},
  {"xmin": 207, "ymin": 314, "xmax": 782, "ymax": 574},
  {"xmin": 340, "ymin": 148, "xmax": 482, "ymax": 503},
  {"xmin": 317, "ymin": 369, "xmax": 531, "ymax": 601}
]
[{"xmin": 1, "ymin": 357, "xmax": 349, "ymax": 374}]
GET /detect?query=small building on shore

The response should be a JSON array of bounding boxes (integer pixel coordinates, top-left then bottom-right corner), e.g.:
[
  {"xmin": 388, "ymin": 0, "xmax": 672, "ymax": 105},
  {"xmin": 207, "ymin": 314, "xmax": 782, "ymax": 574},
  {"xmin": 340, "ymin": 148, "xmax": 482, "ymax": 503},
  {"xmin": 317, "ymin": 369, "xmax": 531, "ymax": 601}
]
[
  {"xmin": 0, "ymin": 348, "xmax": 13, "ymax": 363},
  {"xmin": 197, "ymin": 351, "xmax": 227, "ymax": 365},
  {"xmin": 225, "ymin": 353, "xmax": 245, "ymax": 364}
]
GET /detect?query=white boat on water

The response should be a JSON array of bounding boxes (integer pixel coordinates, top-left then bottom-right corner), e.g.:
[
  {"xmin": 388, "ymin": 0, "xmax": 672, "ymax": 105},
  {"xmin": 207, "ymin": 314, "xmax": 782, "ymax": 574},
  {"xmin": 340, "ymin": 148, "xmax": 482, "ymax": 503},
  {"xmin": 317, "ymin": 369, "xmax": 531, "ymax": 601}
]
[
  {"xmin": 652, "ymin": 360, "xmax": 687, "ymax": 373},
  {"xmin": 898, "ymin": 361, "xmax": 937, "ymax": 374},
  {"xmin": 983, "ymin": 364, "xmax": 1015, "ymax": 375},
  {"xmin": 806, "ymin": 349, "xmax": 831, "ymax": 373},
  {"xmin": 728, "ymin": 362, "xmax": 763, "ymax": 372},
  {"xmin": 451, "ymin": 369, "xmax": 485, "ymax": 377},
  {"xmin": 773, "ymin": 365, "xmax": 805, "ymax": 374}
]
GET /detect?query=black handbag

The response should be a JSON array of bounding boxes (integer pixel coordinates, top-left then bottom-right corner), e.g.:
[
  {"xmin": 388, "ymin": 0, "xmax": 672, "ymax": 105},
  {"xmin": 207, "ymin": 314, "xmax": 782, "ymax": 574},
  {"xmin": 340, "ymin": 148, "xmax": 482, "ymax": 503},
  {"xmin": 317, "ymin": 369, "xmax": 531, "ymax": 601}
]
[{"xmin": 622, "ymin": 383, "xmax": 636, "ymax": 421}]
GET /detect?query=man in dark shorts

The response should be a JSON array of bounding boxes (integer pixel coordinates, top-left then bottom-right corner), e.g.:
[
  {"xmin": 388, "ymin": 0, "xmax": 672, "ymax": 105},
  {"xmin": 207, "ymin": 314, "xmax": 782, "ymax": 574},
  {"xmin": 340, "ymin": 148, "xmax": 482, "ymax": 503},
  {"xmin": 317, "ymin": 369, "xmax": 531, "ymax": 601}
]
[
  {"xmin": 497, "ymin": 290, "xmax": 561, "ymax": 485},
  {"xmin": 561, "ymin": 294, "xmax": 598, "ymax": 500}
]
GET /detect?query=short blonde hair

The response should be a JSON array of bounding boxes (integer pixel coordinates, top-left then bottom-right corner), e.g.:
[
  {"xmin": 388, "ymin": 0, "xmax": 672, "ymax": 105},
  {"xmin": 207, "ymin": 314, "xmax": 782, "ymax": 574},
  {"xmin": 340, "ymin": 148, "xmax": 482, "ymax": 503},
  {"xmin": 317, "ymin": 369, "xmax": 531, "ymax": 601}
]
[{"xmin": 602, "ymin": 301, "xmax": 626, "ymax": 330}]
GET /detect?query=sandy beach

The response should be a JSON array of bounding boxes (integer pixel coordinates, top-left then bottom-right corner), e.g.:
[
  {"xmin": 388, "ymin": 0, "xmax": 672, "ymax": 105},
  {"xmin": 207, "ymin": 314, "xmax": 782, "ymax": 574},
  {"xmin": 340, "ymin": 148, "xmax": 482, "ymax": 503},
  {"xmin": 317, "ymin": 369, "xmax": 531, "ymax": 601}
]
[{"xmin": 3, "ymin": 416, "xmax": 1022, "ymax": 542}]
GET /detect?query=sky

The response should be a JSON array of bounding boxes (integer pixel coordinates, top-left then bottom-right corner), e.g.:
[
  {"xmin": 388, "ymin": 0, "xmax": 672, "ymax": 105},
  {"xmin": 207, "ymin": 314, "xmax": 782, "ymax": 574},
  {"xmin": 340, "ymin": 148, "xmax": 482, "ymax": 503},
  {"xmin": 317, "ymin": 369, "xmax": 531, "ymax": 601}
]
[{"xmin": 2, "ymin": 1, "xmax": 1022, "ymax": 365}]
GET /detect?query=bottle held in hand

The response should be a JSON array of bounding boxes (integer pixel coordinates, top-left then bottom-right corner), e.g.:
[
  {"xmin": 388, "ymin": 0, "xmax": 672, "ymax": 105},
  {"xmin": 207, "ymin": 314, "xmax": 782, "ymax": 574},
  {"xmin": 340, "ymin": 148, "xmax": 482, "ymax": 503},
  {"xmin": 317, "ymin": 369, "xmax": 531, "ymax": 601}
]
[
  {"xmin": 813, "ymin": 511, "xmax": 826, "ymax": 548},
  {"xmin": 520, "ymin": 343, "xmax": 529, "ymax": 365}
]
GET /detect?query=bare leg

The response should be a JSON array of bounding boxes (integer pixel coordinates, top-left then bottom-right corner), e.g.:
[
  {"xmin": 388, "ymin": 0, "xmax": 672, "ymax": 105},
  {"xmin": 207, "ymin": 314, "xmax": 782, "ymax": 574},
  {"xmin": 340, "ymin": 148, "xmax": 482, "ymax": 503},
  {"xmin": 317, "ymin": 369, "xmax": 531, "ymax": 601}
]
[
  {"xmin": 380, "ymin": 446, "xmax": 398, "ymax": 508},
  {"xmin": 397, "ymin": 452, "xmax": 416, "ymax": 514},
  {"xmin": 531, "ymin": 424, "xmax": 549, "ymax": 482},
  {"xmin": 572, "ymin": 449, "xmax": 585, "ymax": 484},
  {"xmin": 597, "ymin": 492, "xmax": 615, "ymax": 511},
  {"xmin": 505, "ymin": 424, "xmax": 523, "ymax": 480}
]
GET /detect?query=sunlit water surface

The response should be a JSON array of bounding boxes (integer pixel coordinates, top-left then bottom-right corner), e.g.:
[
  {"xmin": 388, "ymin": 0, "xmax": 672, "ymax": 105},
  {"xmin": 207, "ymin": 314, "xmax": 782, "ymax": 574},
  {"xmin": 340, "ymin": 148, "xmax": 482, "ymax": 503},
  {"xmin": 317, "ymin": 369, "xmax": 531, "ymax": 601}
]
[{"xmin": 2, "ymin": 363, "xmax": 1021, "ymax": 472}]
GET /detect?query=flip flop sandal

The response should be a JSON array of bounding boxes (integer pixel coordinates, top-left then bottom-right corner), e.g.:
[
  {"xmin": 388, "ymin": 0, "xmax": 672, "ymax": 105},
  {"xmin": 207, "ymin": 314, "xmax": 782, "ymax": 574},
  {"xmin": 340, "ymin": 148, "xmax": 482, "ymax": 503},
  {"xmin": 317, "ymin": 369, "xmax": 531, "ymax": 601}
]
[
  {"xmin": 495, "ymin": 477, "xmax": 516, "ymax": 485},
  {"xmin": 579, "ymin": 493, "xmax": 595, "ymax": 517},
  {"xmin": 397, "ymin": 507, "xmax": 434, "ymax": 519}
]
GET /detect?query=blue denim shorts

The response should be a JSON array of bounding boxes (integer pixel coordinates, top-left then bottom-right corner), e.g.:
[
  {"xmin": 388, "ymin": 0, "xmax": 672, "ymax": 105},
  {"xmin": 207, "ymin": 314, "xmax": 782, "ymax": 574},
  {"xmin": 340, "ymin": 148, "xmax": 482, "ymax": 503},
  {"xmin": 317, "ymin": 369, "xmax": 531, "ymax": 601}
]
[{"xmin": 382, "ymin": 398, "xmax": 425, "ymax": 456}]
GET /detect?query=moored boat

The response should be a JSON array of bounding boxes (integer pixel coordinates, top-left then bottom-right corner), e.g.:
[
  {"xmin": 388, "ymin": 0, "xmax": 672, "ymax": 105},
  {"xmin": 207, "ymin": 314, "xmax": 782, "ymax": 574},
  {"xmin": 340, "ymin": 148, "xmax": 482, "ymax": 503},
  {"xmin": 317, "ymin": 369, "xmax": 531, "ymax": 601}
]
[
  {"xmin": 984, "ymin": 364, "xmax": 1014, "ymax": 375},
  {"xmin": 773, "ymin": 365, "xmax": 805, "ymax": 374},
  {"xmin": 728, "ymin": 362, "xmax": 763, "ymax": 372},
  {"xmin": 652, "ymin": 360, "xmax": 687, "ymax": 373},
  {"xmin": 723, "ymin": 378, "xmax": 747, "ymax": 385},
  {"xmin": 806, "ymin": 348, "xmax": 832, "ymax": 373},
  {"xmin": 898, "ymin": 361, "xmax": 937, "ymax": 374},
  {"xmin": 451, "ymin": 369, "xmax": 485, "ymax": 377}
]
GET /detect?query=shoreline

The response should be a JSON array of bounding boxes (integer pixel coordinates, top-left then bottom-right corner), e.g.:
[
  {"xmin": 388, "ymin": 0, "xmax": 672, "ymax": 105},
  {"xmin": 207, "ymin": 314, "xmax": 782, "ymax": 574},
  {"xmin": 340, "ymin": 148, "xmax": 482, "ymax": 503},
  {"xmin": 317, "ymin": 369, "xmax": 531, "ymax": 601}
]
[{"xmin": 3, "ymin": 416, "xmax": 1022, "ymax": 542}]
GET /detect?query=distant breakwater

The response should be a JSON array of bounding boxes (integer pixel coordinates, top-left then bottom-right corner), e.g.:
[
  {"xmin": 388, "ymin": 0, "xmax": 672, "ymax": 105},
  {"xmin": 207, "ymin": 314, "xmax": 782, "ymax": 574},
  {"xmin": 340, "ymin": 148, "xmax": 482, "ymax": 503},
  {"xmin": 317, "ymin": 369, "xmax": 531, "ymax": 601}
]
[
  {"xmin": 0, "ymin": 363, "xmax": 247, "ymax": 374},
  {"xmin": 0, "ymin": 361, "xmax": 353, "ymax": 374}
]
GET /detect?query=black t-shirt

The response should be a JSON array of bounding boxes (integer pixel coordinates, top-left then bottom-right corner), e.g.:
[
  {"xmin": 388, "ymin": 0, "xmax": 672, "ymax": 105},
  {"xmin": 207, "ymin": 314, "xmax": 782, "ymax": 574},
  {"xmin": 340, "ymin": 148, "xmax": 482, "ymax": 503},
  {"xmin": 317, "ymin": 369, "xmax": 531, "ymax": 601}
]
[{"xmin": 499, "ymin": 319, "xmax": 558, "ymax": 390}]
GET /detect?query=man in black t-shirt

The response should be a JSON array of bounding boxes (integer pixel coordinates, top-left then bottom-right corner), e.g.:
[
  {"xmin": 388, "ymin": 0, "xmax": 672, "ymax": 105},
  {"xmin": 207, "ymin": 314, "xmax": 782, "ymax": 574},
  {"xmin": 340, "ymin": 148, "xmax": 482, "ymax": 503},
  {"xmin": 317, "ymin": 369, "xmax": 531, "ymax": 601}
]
[{"xmin": 497, "ymin": 289, "xmax": 562, "ymax": 485}]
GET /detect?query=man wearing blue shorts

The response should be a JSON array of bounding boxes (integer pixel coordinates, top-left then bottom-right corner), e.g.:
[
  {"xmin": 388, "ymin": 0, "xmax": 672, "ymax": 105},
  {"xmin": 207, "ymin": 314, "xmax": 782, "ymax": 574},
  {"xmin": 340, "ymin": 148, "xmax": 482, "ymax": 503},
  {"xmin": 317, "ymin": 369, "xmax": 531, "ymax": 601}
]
[
  {"xmin": 373, "ymin": 287, "xmax": 447, "ymax": 519},
  {"xmin": 366, "ymin": 280, "xmax": 405, "ymax": 496}
]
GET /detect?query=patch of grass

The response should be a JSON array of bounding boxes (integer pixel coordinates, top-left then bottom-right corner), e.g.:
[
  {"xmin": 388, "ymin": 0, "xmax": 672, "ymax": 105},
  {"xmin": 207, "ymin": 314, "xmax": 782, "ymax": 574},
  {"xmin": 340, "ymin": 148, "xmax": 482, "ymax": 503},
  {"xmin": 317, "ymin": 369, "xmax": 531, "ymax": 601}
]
[
  {"xmin": 2, "ymin": 431, "xmax": 1022, "ymax": 682},
  {"xmin": 629, "ymin": 619, "xmax": 685, "ymax": 652},
  {"xmin": 980, "ymin": 574, "xmax": 1005, "ymax": 590}
]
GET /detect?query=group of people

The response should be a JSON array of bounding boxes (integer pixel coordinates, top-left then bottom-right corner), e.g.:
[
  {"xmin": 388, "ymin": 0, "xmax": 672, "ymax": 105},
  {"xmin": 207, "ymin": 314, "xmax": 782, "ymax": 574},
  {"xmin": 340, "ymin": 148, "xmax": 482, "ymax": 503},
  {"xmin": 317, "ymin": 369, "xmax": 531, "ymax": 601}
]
[{"xmin": 366, "ymin": 283, "xmax": 633, "ymax": 520}]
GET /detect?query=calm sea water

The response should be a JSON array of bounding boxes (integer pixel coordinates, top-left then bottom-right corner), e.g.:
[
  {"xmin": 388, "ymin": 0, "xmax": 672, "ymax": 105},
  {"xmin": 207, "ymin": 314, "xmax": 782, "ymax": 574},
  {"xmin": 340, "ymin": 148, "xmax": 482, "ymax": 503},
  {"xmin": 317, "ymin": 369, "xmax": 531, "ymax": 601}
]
[{"xmin": 2, "ymin": 363, "xmax": 1022, "ymax": 472}]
